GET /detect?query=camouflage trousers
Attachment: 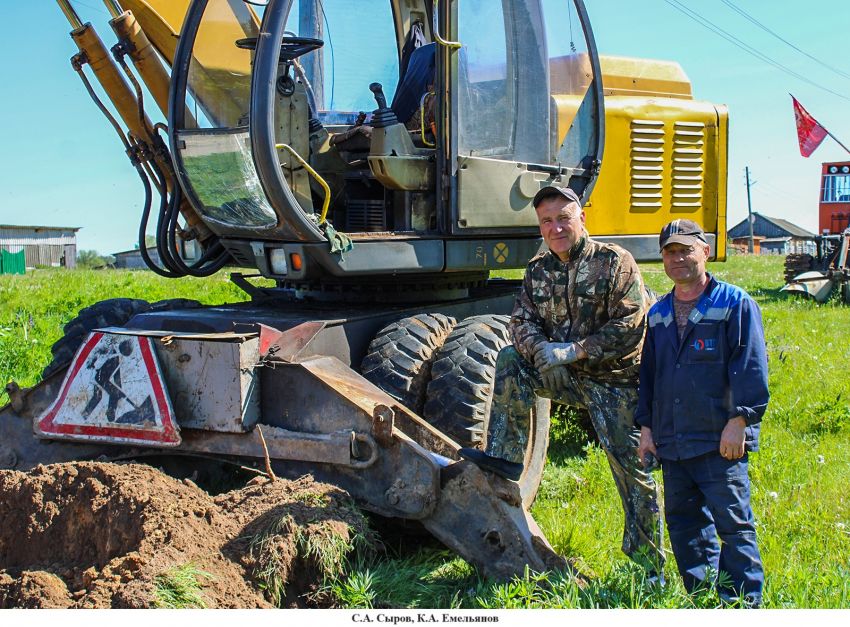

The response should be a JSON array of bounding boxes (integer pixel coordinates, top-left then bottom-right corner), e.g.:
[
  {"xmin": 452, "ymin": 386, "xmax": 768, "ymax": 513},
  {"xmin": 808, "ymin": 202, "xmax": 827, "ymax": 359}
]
[{"xmin": 485, "ymin": 346, "xmax": 665, "ymax": 570}]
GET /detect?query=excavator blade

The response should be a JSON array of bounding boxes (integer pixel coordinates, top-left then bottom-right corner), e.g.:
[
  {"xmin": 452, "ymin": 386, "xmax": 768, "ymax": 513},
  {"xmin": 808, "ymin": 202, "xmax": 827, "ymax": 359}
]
[{"xmin": 1, "ymin": 333, "xmax": 562, "ymax": 582}]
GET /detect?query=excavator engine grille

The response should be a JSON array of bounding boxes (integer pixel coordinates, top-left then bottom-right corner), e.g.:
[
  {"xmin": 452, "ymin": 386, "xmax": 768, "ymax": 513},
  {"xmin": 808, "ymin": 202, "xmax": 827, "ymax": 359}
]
[{"xmin": 345, "ymin": 199, "xmax": 386, "ymax": 232}]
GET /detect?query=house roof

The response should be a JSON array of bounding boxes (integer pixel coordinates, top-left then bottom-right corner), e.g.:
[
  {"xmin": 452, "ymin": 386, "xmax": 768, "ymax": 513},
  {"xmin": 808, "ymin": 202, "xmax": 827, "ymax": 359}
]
[
  {"xmin": 0, "ymin": 224, "xmax": 81, "ymax": 231},
  {"xmin": 758, "ymin": 214, "xmax": 816, "ymax": 238},
  {"xmin": 727, "ymin": 213, "xmax": 816, "ymax": 239}
]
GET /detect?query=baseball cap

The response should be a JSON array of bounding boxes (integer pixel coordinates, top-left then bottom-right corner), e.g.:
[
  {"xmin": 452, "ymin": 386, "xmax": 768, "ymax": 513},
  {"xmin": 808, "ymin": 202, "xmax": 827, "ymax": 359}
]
[
  {"xmin": 532, "ymin": 185, "xmax": 582, "ymax": 209},
  {"xmin": 659, "ymin": 219, "xmax": 707, "ymax": 251}
]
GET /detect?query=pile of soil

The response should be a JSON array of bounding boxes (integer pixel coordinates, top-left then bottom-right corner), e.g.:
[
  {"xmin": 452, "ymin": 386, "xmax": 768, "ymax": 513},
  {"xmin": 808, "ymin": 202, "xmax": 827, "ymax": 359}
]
[{"xmin": 0, "ymin": 462, "xmax": 370, "ymax": 608}]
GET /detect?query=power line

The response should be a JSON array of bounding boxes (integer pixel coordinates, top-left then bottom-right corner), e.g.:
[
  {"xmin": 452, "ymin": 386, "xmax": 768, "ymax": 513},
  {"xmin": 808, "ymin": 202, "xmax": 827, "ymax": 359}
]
[
  {"xmin": 69, "ymin": 1, "xmax": 111, "ymax": 17},
  {"xmin": 661, "ymin": 0, "xmax": 850, "ymax": 102},
  {"xmin": 754, "ymin": 181, "xmax": 808, "ymax": 205},
  {"xmin": 720, "ymin": 0, "xmax": 850, "ymax": 81}
]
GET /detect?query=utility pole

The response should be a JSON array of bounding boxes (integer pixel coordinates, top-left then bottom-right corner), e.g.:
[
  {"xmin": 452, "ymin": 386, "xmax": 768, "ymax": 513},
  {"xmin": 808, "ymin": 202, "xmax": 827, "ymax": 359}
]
[{"xmin": 745, "ymin": 166, "xmax": 755, "ymax": 254}]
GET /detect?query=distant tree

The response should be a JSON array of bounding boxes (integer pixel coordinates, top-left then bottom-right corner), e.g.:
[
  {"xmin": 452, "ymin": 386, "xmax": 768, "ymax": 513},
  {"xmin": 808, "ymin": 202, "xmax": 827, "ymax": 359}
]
[
  {"xmin": 134, "ymin": 235, "xmax": 157, "ymax": 251},
  {"xmin": 76, "ymin": 249, "xmax": 113, "ymax": 269}
]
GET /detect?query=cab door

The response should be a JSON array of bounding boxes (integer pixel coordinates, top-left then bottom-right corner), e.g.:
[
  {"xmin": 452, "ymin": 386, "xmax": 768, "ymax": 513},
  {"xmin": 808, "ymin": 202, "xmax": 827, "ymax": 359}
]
[{"xmin": 442, "ymin": 0, "xmax": 604, "ymax": 233}]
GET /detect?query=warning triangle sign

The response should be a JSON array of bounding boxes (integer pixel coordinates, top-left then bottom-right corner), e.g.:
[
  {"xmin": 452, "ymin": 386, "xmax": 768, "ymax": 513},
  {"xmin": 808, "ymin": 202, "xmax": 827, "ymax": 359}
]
[{"xmin": 37, "ymin": 332, "xmax": 181, "ymax": 446}]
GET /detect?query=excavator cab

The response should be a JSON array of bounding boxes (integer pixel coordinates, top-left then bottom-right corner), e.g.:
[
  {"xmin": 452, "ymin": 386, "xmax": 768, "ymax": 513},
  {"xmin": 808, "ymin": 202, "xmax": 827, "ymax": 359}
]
[{"xmin": 167, "ymin": 0, "xmax": 603, "ymax": 286}]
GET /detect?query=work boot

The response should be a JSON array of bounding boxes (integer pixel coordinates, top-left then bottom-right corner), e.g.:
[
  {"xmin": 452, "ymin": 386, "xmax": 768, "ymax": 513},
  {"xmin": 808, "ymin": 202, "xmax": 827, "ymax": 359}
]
[{"xmin": 458, "ymin": 448, "xmax": 523, "ymax": 481}]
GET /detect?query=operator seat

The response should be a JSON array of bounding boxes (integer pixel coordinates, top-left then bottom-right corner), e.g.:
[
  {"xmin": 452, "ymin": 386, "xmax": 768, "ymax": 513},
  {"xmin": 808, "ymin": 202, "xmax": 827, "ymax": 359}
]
[{"xmin": 390, "ymin": 42, "xmax": 436, "ymax": 126}]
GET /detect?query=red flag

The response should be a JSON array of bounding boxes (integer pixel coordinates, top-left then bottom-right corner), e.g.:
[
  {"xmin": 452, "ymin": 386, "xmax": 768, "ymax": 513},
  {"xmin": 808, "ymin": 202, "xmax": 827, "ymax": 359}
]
[{"xmin": 792, "ymin": 96, "xmax": 828, "ymax": 157}]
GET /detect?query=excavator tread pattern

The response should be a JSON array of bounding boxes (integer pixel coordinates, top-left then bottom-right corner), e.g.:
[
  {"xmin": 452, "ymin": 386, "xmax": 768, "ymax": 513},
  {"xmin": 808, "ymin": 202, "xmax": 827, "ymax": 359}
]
[
  {"xmin": 361, "ymin": 313, "xmax": 457, "ymax": 414},
  {"xmin": 423, "ymin": 314, "xmax": 511, "ymax": 448}
]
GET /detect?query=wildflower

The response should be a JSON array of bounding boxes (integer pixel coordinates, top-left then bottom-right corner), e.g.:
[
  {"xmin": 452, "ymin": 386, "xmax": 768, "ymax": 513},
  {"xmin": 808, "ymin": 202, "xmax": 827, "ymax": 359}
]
[
  {"xmin": 768, "ymin": 491, "xmax": 779, "ymax": 500},
  {"xmin": 817, "ymin": 455, "xmax": 825, "ymax": 464}
]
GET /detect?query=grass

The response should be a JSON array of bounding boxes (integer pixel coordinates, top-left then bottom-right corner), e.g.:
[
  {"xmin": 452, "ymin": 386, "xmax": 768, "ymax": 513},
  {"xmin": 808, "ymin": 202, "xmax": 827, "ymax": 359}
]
[
  {"xmin": 247, "ymin": 508, "xmax": 376, "ymax": 607},
  {"xmin": 0, "ymin": 268, "xmax": 250, "ymax": 405},
  {"xmin": 2, "ymin": 256, "xmax": 849, "ymax": 607},
  {"xmin": 152, "ymin": 563, "xmax": 212, "ymax": 608}
]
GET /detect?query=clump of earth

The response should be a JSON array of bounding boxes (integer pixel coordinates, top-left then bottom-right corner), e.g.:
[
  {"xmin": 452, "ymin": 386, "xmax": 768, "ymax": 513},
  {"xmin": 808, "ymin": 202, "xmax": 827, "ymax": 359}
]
[{"xmin": 0, "ymin": 462, "xmax": 372, "ymax": 608}]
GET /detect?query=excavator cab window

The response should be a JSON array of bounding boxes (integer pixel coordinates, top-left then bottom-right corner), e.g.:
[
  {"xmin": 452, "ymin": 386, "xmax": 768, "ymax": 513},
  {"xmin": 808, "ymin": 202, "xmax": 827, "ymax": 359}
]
[
  {"xmin": 167, "ymin": 1, "xmax": 602, "ymax": 273},
  {"xmin": 170, "ymin": 0, "xmax": 279, "ymax": 232}
]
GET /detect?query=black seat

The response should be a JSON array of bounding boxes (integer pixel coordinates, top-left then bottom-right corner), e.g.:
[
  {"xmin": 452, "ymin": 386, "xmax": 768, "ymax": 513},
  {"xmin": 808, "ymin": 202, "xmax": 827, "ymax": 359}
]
[{"xmin": 390, "ymin": 43, "xmax": 436, "ymax": 125}]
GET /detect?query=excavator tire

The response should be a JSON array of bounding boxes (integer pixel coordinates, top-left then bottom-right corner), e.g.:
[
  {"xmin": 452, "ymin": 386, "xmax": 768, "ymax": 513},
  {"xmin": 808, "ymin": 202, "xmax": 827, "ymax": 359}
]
[
  {"xmin": 360, "ymin": 313, "xmax": 456, "ymax": 414},
  {"xmin": 41, "ymin": 298, "xmax": 202, "ymax": 380},
  {"xmin": 423, "ymin": 314, "xmax": 512, "ymax": 449},
  {"xmin": 784, "ymin": 253, "xmax": 814, "ymax": 283},
  {"xmin": 148, "ymin": 298, "xmax": 203, "ymax": 312},
  {"xmin": 423, "ymin": 313, "xmax": 550, "ymax": 508}
]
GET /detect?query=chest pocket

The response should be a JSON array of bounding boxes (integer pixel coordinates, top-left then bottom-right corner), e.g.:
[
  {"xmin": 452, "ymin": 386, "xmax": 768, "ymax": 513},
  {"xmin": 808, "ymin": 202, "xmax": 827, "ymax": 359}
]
[
  {"xmin": 532, "ymin": 275, "xmax": 569, "ymax": 325},
  {"xmin": 573, "ymin": 279, "xmax": 608, "ymax": 325},
  {"xmin": 685, "ymin": 322, "xmax": 723, "ymax": 363}
]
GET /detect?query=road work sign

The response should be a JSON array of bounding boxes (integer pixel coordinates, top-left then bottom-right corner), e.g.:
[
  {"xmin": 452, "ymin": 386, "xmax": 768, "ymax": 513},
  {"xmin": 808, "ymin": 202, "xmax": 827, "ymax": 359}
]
[{"xmin": 36, "ymin": 332, "xmax": 180, "ymax": 446}]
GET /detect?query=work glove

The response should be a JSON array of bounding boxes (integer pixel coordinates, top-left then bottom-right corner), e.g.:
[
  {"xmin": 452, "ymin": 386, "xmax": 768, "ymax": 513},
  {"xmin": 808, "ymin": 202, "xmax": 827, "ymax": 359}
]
[
  {"xmin": 539, "ymin": 365, "xmax": 571, "ymax": 392},
  {"xmin": 533, "ymin": 341, "xmax": 579, "ymax": 372}
]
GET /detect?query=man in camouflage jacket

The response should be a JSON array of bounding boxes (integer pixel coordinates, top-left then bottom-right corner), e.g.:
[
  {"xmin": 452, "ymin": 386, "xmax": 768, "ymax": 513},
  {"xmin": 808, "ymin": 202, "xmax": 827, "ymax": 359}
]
[{"xmin": 460, "ymin": 185, "xmax": 664, "ymax": 573}]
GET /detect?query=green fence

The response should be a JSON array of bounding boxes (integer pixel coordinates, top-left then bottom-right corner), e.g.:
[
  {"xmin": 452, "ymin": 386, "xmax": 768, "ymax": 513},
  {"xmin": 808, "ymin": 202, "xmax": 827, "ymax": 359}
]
[{"xmin": 0, "ymin": 248, "xmax": 26, "ymax": 275}]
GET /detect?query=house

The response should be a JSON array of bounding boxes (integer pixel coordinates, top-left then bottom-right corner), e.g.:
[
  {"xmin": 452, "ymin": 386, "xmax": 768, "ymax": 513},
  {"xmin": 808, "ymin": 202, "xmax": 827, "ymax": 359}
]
[
  {"xmin": 112, "ymin": 248, "xmax": 160, "ymax": 270},
  {"xmin": 0, "ymin": 224, "xmax": 80, "ymax": 272},
  {"xmin": 727, "ymin": 213, "xmax": 816, "ymax": 256},
  {"xmin": 112, "ymin": 240, "xmax": 201, "ymax": 270}
]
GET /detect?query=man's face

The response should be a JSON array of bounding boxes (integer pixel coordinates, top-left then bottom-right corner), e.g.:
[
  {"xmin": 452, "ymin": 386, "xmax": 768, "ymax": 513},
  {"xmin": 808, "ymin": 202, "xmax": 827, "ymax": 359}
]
[
  {"xmin": 535, "ymin": 197, "xmax": 585, "ymax": 261},
  {"xmin": 661, "ymin": 242, "xmax": 710, "ymax": 284}
]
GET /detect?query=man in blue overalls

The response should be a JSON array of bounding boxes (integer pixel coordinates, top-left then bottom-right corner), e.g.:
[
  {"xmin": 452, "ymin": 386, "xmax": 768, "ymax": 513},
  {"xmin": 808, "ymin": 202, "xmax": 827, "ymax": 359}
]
[{"xmin": 635, "ymin": 219, "xmax": 769, "ymax": 606}]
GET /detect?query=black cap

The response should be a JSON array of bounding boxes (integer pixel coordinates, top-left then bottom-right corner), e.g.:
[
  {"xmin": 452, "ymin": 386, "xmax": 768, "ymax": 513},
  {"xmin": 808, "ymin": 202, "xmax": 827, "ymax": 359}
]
[
  {"xmin": 532, "ymin": 185, "xmax": 582, "ymax": 209},
  {"xmin": 659, "ymin": 219, "xmax": 707, "ymax": 251}
]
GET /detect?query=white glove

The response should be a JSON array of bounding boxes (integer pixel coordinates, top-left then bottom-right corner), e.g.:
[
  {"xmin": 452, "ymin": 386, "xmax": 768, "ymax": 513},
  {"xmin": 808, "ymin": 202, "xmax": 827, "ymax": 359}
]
[
  {"xmin": 533, "ymin": 341, "xmax": 579, "ymax": 372},
  {"xmin": 540, "ymin": 365, "xmax": 571, "ymax": 392}
]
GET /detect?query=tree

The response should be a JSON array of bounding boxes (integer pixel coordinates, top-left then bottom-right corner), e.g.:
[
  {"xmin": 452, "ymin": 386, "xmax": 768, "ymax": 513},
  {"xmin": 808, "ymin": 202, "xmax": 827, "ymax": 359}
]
[{"xmin": 76, "ymin": 250, "xmax": 113, "ymax": 269}]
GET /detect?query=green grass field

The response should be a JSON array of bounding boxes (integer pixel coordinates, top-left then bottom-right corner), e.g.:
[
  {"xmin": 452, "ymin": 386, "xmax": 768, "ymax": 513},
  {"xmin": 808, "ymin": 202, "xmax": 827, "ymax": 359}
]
[{"xmin": 1, "ymin": 255, "xmax": 848, "ymax": 608}]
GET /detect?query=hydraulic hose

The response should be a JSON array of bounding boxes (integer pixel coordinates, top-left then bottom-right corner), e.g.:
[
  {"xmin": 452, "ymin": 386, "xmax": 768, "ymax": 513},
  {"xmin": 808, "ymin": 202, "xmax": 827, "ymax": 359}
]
[
  {"xmin": 69, "ymin": 19, "xmax": 229, "ymax": 277},
  {"xmin": 133, "ymin": 156, "xmax": 181, "ymax": 278}
]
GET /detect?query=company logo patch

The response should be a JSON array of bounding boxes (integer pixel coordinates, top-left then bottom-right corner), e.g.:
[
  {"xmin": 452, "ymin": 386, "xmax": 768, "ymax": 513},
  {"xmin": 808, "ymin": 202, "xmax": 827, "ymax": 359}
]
[{"xmin": 690, "ymin": 338, "xmax": 717, "ymax": 351}]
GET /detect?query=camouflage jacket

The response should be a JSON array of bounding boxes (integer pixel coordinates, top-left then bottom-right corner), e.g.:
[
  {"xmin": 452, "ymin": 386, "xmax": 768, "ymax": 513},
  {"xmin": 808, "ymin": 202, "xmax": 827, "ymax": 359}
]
[{"xmin": 509, "ymin": 234, "xmax": 650, "ymax": 384}]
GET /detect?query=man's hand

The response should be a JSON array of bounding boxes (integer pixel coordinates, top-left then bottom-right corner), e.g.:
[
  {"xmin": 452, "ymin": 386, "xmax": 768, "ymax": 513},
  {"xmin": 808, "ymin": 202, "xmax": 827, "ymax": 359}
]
[
  {"xmin": 719, "ymin": 417, "xmax": 747, "ymax": 460},
  {"xmin": 539, "ymin": 365, "xmax": 570, "ymax": 392},
  {"xmin": 638, "ymin": 426, "xmax": 657, "ymax": 468},
  {"xmin": 533, "ymin": 341, "xmax": 584, "ymax": 371}
]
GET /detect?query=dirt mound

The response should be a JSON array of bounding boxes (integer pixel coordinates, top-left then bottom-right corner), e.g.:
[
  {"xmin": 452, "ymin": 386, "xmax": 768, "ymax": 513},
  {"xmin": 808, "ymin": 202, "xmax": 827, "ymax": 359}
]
[{"xmin": 0, "ymin": 462, "xmax": 370, "ymax": 608}]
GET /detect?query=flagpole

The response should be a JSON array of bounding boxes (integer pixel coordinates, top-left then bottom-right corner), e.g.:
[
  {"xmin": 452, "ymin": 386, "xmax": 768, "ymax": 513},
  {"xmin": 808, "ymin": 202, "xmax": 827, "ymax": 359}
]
[
  {"xmin": 825, "ymin": 129, "xmax": 850, "ymax": 156},
  {"xmin": 791, "ymin": 93, "xmax": 850, "ymax": 156}
]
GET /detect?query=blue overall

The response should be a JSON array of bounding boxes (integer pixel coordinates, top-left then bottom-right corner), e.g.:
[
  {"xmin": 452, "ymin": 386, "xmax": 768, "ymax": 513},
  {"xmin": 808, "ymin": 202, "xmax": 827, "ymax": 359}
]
[{"xmin": 635, "ymin": 275, "xmax": 768, "ymax": 604}]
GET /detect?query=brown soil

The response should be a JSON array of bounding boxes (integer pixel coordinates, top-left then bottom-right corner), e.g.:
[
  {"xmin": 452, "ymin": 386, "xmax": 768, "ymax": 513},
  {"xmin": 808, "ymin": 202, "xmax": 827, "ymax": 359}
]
[{"xmin": 0, "ymin": 462, "xmax": 370, "ymax": 608}]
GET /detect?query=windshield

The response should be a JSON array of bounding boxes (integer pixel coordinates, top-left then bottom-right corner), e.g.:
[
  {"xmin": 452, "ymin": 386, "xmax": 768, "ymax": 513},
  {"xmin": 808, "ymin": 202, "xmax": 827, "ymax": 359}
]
[{"xmin": 282, "ymin": 0, "xmax": 399, "ymax": 118}]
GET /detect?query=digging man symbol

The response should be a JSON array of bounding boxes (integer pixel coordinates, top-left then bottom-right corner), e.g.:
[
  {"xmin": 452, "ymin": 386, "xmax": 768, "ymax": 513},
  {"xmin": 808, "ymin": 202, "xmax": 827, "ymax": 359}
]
[
  {"xmin": 82, "ymin": 338, "xmax": 155, "ymax": 425},
  {"xmin": 460, "ymin": 185, "xmax": 665, "ymax": 575}
]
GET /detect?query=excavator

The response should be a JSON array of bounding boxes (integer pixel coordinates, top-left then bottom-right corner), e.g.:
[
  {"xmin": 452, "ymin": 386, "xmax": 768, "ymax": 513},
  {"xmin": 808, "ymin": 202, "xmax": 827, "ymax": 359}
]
[{"xmin": 1, "ymin": 0, "xmax": 728, "ymax": 581}]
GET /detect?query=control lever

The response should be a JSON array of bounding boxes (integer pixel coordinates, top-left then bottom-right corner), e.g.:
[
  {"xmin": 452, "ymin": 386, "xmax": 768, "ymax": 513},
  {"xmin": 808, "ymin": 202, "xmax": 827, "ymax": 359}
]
[
  {"xmin": 370, "ymin": 82, "xmax": 388, "ymax": 109},
  {"xmin": 368, "ymin": 82, "xmax": 399, "ymax": 128}
]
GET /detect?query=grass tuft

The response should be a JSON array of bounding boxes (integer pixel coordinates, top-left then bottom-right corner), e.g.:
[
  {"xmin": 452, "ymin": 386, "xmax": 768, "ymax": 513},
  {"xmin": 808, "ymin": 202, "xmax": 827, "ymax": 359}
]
[{"xmin": 152, "ymin": 563, "xmax": 212, "ymax": 609}]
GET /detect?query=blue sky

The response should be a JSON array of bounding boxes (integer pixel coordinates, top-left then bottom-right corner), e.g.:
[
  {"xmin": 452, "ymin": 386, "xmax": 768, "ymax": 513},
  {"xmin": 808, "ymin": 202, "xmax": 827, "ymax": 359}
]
[{"xmin": 0, "ymin": 0, "xmax": 848, "ymax": 253}]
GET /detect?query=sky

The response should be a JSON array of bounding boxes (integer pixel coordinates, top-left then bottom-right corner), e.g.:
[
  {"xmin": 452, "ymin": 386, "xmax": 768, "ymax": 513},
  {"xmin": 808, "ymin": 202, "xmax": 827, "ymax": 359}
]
[{"xmin": 0, "ymin": 0, "xmax": 848, "ymax": 254}]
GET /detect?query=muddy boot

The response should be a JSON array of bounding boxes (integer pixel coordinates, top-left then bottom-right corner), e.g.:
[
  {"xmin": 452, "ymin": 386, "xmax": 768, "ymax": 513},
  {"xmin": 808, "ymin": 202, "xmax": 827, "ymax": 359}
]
[{"xmin": 458, "ymin": 448, "xmax": 523, "ymax": 481}]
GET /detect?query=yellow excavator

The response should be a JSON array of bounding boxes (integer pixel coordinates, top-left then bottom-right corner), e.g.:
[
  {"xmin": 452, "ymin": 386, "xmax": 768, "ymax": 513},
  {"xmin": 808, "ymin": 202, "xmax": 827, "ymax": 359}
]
[{"xmin": 1, "ymin": 0, "xmax": 728, "ymax": 580}]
